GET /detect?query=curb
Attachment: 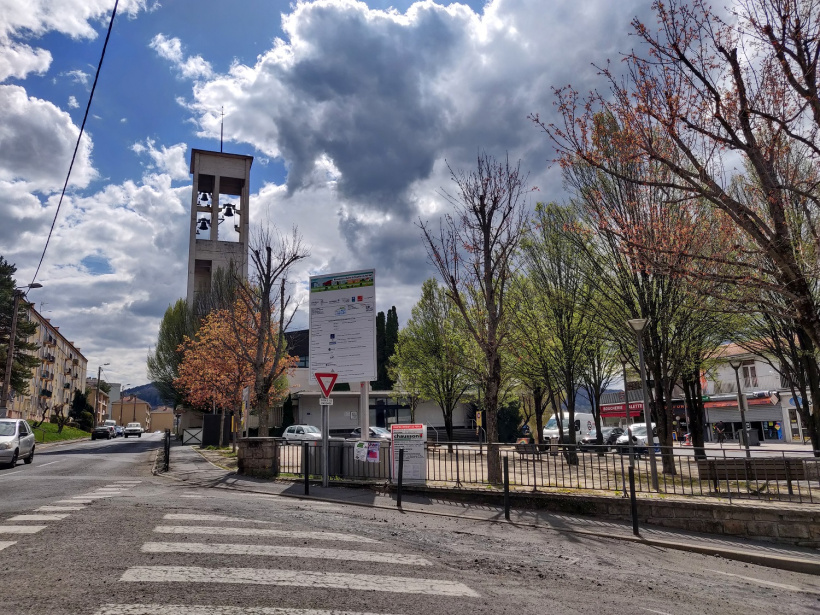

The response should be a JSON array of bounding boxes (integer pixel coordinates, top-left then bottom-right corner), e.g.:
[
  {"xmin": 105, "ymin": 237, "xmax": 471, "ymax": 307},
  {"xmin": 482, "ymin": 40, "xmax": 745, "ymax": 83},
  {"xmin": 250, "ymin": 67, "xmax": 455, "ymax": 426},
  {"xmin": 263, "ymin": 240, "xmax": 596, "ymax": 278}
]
[{"xmin": 158, "ymin": 466, "xmax": 820, "ymax": 576}]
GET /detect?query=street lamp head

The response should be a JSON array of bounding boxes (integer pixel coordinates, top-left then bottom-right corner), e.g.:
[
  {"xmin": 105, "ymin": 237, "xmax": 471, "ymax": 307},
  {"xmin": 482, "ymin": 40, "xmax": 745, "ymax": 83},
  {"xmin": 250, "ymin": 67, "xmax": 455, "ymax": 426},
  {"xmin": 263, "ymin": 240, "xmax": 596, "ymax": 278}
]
[
  {"xmin": 626, "ymin": 318, "xmax": 648, "ymax": 333},
  {"xmin": 728, "ymin": 359, "xmax": 743, "ymax": 371}
]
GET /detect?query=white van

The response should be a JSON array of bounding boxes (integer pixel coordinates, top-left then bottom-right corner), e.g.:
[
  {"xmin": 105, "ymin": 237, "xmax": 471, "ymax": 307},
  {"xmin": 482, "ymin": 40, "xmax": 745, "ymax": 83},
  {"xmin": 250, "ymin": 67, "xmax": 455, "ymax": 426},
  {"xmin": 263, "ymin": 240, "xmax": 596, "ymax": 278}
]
[{"xmin": 542, "ymin": 411, "xmax": 596, "ymax": 445}]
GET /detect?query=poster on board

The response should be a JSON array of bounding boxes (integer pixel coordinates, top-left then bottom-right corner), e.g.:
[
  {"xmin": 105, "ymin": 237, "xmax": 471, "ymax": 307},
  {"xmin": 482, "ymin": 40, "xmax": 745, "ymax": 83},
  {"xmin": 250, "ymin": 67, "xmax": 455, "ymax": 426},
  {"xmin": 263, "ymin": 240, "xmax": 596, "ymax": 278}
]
[
  {"xmin": 309, "ymin": 269, "xmax": 376, "ymax": 383},
  {"xmin": 391, "ymin": 424, "xmax": 427, "ymax": 483}
]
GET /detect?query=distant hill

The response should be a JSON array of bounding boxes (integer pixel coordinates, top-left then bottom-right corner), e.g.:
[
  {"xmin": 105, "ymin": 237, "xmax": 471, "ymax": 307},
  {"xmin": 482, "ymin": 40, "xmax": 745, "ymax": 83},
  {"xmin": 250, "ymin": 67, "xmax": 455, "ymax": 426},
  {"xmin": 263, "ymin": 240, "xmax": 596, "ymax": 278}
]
[{"xmin": 122, "ymin": 382, "xmax": 166, "ymax": 409}]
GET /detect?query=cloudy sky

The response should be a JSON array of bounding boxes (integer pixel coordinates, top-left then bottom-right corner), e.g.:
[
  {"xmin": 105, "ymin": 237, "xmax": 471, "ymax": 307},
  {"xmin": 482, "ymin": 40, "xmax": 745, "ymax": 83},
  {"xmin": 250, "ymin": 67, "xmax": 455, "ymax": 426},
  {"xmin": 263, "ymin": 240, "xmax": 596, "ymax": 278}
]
[{"xmin": 0, "ymin": 0, "xmax": 651, "ymax": 389}]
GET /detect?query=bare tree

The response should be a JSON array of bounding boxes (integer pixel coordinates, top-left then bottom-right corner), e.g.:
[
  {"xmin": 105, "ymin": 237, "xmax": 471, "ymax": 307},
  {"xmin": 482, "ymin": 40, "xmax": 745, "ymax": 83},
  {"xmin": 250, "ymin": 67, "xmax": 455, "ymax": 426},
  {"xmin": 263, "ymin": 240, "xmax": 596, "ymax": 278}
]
[
  {"xmin": 230, "ymin": 226, "xmax": 309, "ymax": 436},
  {"xmin": 420, "ymin": 152, "xmax": 530, "ymax": 483}
]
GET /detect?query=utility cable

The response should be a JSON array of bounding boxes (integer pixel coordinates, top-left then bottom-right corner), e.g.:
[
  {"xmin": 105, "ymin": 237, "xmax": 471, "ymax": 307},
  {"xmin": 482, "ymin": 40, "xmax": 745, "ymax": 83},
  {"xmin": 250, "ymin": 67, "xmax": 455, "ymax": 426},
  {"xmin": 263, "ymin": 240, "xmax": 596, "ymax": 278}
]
[{"xmin": 29, "ymin": 0, "xmax": 120, "ymax": 287}]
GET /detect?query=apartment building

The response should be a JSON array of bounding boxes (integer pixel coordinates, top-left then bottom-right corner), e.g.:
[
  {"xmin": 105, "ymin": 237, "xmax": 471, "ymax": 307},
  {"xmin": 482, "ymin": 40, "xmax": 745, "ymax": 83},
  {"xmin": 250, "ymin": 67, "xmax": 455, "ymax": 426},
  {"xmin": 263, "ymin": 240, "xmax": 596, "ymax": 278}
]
[{"xmin": 6, "ymin": 304, "xmax": 88, "ymax": 421}]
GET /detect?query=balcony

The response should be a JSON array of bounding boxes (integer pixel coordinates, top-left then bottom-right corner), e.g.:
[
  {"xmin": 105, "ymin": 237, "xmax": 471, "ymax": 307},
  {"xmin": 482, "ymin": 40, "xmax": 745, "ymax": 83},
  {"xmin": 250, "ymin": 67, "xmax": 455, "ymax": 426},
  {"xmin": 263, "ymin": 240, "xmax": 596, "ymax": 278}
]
[
  {"xmin": 40, "ymin": 389, "xmax": 52, "ymax": 398},
  {"xmin": 64, "ymin": 367, "xmax": 72, "ymax": 375},
  {"xmin": 45, "ymin": 336, "xmax": 56, "ymax": 346},
  {"xmin": 41, "ymin": 371, "xmax": 53, "ymax": 380},
  {"xmin": 72, "ymin": 358, "xmax": 79, "ymax": 365},
  {"xmin": 44, "ymin": 354, "xmax": 54, "ymax": 363},
  {"xmin": 63, "ymin": 382, "xmax": 71, "ymax": 389}
]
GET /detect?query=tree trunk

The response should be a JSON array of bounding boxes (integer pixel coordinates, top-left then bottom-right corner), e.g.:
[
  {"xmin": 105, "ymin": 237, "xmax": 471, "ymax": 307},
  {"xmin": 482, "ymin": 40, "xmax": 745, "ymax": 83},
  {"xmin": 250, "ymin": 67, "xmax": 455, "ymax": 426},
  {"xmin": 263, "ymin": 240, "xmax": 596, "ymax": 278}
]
[
  {"xmin": 682, "ymin": 374, "xmax": 706, "ymax": 460},
  {"xmin": 485, "ymin": 356, "xmax": 502, "ymax": 484},
  {"xmin": 533, "ymin": 386, "xmax": 545, "ymax": 445}
]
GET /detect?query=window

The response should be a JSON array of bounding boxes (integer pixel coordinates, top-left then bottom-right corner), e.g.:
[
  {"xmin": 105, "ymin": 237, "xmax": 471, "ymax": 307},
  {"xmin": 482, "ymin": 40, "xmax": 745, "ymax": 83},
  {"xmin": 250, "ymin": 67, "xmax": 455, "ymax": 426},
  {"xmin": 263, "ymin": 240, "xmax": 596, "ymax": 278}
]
[{"xmin": 741, "ymin": 360, "xmax": 758, "ymax": 389}]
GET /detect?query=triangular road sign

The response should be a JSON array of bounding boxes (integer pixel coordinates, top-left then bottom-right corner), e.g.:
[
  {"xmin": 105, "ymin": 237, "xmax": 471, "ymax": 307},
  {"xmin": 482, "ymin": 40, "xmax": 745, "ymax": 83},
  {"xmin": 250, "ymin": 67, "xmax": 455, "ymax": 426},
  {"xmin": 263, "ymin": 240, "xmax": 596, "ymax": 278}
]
[{"xmin": 315, "ymin": 372, "xmax": 338, "ymax": 398}]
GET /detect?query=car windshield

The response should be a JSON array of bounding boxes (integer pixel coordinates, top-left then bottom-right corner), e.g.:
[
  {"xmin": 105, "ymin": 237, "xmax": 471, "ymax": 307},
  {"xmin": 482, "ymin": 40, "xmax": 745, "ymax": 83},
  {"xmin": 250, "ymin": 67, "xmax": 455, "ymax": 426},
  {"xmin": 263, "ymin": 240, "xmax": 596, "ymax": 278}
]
[
  {"xmin": 372, "ymin": 427, "xmax": 390, "ymax": 435},
  {"xmin": 0, "ymin": 423, "xmax": 16, "ymax": 436},
  {"xmin": 303, "ymin": 426, "xmax": 320, "ymax": 434},
  {"xmin": 545, "ymin": 417, "xmax": 557, "ymax": 429},
  {"xmin": 127, "ymin": 424, "xmax": 140, "ymax": 428},
  {"xmin": 631, "ymin": 426, "xmax": 647, "ymax": 436}
]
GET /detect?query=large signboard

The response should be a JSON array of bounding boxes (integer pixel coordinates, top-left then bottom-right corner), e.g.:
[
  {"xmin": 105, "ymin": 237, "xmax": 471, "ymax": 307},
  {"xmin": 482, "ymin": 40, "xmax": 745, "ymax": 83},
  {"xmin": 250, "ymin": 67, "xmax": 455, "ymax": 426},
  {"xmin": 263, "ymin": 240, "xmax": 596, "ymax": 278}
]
[
  {"xmin": 309, "ymin": 269, "xmax": 376, "ymax": 383},
  {"xmin": 391, "ymin": 424, "xmax": 427, "ymax": 484}
]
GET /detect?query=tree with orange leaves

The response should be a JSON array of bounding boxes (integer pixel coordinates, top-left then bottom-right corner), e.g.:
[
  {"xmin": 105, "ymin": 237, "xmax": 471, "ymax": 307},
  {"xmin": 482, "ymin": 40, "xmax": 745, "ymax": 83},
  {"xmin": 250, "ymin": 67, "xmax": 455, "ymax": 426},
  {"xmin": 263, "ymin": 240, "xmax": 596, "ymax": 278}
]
[{"xmin": 175, "ymin": 299, "xmax": 295, "ymax": 422}]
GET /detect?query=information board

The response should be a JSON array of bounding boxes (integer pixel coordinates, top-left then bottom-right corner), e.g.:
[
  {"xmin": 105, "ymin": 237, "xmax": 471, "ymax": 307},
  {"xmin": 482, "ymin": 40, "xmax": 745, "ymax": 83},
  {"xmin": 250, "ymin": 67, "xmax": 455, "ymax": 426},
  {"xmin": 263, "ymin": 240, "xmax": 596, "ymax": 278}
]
[
  {"xmin": 391, "ymin": 424, "xmax": 427, "ymax": 483},
  {"xmin": 309, "ymin": 269, "xmax": 376, "ymax": 383}
]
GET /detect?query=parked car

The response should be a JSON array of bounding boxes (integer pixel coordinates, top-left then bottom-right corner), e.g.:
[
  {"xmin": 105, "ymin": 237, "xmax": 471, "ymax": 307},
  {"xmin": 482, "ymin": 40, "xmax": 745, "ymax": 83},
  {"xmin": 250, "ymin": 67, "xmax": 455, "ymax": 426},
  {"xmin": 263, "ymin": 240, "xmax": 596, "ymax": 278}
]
[
  {"xmin": 91, "ymin": 424, "xmax": 112, "ymax": 440},
  {"xmin": 348, "ymin": 426, "xmax": 391, "ymax": 440},
  {"xmin": 123, "ymin": 422, "xmax": 143, "ymax": 438},
  {"xmin": 0, "ymin": 418, "xmax": 36, "ymax": 468},
  {"xmin": 114, "ymin": 426, "xmax": 124, "ymax": 437},
  {"xmin": 615, "ymin": 423, "xmax": 658, "ymax": 456},
  {"xmin": 282, "ymin": 425, "xmax": 322, "ymax": 442},
  {"xmin": 579, "ymin": 426, "xmax": 624, "ymax": 451}
]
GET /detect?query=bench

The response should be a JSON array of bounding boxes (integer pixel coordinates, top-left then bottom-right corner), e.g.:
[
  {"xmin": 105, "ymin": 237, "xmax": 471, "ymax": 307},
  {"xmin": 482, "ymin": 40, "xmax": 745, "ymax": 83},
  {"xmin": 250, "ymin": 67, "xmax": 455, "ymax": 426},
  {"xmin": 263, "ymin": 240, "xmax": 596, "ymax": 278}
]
[
  {"xmin": 515, "ymin": 442, "xmax": 543, "ymax": 458},
  {"xmin": 697, "ymin": 458, "xmax": 806, "ymax": 495}
]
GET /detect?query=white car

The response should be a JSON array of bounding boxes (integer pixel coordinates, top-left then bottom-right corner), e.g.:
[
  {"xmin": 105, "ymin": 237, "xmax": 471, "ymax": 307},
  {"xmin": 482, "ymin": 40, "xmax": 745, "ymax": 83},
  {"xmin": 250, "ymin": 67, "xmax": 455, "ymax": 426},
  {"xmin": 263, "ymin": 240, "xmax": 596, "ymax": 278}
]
[
  {"xmin": 0, "ymin": 418, "xmax": 36, "ymax": 468},
  {"xmin": 282, "ymin": 425, "xmax": 321, "ymax": 442},
  {"xmin": 615, "ymin": 423, "xmax": 658, "ymax": 455},
  {"xmin": 123, "ymin": 422, "xmax": 143, "ymax": 438}
]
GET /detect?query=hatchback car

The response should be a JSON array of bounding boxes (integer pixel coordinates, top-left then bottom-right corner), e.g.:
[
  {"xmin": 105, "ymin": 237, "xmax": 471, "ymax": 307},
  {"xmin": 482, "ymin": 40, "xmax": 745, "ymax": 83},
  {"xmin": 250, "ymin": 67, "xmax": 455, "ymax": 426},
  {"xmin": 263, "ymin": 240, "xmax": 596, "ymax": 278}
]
[
  {"xmin": 348, "ymin": 426, "xmax": 392, "ymax": 440},
  {"xmin": 114, "ymin": 426, "xmax": 124, "ymax": 437},
  {"xmin": 91, "ymin": 424, "xmax": 112, "ymax": 440},
  {"xmin": 0, "ymin": 418, "xmax": 36, "ymax": 468},
  {"xmin": 282, "ymin": 425, "xmax": 322, "ymax": 442},
  {"xmin": 615, "ymin": 423, "xmax": 658, "ymax": 455}
]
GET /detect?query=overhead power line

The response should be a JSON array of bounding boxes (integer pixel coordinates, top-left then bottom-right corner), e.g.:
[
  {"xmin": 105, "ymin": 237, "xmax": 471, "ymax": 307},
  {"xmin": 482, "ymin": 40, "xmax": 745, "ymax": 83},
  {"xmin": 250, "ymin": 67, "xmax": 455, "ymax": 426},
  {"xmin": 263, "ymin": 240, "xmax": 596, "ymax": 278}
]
[{"xmin": 29, "ymin": 0, "xmax": 121, "ymax": 287}]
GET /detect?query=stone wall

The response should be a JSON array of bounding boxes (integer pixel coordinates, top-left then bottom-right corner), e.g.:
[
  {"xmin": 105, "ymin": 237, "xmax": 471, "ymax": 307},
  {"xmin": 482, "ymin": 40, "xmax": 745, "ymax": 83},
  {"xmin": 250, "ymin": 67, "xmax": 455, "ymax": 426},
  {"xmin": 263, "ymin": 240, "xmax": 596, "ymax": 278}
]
[
  {"xmin": 392, "ymin": 485, "xmax": 820, "ymax": 548},
  {"xmin": 237, "ymin": 438, "xmax": 279, "ymax": 477}
]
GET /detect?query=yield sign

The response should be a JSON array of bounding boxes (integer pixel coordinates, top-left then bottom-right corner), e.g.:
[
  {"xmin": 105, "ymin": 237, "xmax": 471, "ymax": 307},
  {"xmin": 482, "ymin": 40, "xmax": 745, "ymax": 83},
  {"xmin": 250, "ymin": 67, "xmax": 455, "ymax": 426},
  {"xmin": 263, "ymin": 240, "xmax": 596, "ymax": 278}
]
[{"xmin": 315, "ymin": 372, "xmax": 338, "ymax": 398}]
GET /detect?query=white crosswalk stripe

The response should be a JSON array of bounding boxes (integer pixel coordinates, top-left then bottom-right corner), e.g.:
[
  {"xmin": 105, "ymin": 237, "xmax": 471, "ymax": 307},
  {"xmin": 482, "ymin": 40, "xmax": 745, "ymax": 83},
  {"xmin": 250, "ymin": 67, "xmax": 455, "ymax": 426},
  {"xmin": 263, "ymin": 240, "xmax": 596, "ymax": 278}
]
[
  {"xmin": 154, "ymin": 525, "xmax": 379, "ymax": 543},
  {"xmin": 141, "ymin": 541, "xmax": 432, "ymax": 566},
  {"xmin": 0, "ymin": 541, "xmax": 16, "ymax": 551},
  {"xmin": 0, "ymin": 525, "xmax": 46, "ymax": 534},
  {"xmin": 37, "ymin": 506, "xmax": 86, "ymax": 511},
  {"xmin": 163, "ymin": 513, "xmax": 278, "ymax": 524},
  {"xmin": 94, "ymin": 605, "xmax": 392, "ymax": 615},
  {"xmin": 8, "ymin": 514, "xmax": 70, "ymax": 521},
  {"xmin": 59, "ymin": 499, "xmax": 93, "ymax": 504},
  {"xmin": 120, "ymin": 565, "xmax": 479, "ymax": 597}
]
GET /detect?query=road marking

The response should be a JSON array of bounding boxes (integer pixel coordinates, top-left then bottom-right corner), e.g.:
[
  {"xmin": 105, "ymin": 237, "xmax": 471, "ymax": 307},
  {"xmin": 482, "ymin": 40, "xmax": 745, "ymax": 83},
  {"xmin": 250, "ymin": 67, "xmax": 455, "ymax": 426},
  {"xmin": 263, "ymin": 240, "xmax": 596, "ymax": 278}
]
[
  {"xmin": 121, "ymin": 566, "xmax": 479, "ymax": 597},
  {"xmin": 35, "ymin": 460, "xmax": 61, "ymax": 468},
  {"xmin": 0, "ymin": 541, "xmax": 16, "ymax": 551},
  {"xmin": 105, "ymin": 484, "xmax": 132, "ymax": 488},
  {"xmin": 93, "ymin": 489, "xmax": 124, "ymax": 493},
  {"xmin": 163, "ymin": 514, "xmax": 278, "ymax": 524},
  {"xmin": 113, "ymin": 481, "xmax": 141, "ymax": 484},
  {"xmin": 142, "ymin": 542, "xmax": 432, "ymax": 566},
  {"xmin": 94, "ymin": 604, "xmax": 393, "ymax": 615},
  {"xmin": 154, "ymin": 526, "xmax": 379, "ymax": 543},
  {"xmin": 60, "ymin": 499, "xmax": 93, "ymax": 504},
  {"xmin": 640, "ymin": 609, "xmax": 674, "ymax": 615},
  {"xmin": 0, "ymin": 525, "xmax": 46, "ymax": 534},
  {"xmin": 73, "ymin": 494, "xmax": 116, "ymax": 499},
  {"xmin": 178, "ymin": 495, "xmax": 204, "ymax": 498},
  {"xmin": 37, "ymin": 506, "xmax": 85, "ymax": 511},
  {"xmin": 8, "ymin": 514, "xmax": 69, "ymax": 521},
  {"xmin": 704, "ymin": 569, "xmax": 820, "ymax": 595}
]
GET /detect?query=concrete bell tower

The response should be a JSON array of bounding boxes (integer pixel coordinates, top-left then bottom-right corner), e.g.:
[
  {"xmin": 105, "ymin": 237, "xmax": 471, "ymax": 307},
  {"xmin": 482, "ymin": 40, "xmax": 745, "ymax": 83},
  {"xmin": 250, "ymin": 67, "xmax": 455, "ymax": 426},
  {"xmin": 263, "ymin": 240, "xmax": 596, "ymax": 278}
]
[{"xmin": 186, "ymin": 149, "xmax": 254, "ymax": 306}]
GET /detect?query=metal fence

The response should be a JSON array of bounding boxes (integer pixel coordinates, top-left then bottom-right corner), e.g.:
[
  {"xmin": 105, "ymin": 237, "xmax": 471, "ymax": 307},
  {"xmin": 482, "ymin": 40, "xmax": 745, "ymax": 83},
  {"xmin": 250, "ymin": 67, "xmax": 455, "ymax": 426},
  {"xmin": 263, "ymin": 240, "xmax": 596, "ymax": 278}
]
[{"xmin": 275, "ymin": 439, "xmax": 820, "ymax": 504}]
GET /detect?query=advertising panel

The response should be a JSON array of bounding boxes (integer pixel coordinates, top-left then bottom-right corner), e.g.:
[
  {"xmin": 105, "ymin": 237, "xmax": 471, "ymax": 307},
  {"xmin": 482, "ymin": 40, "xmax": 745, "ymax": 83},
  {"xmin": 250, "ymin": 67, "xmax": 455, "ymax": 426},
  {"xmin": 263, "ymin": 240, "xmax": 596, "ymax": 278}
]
[
  {"xmin": 391, "ymin": 423, "xmax": 427, "ymax": 483},
  {"xmin": 309, "ymin": 269, "xmax": 376, "ymax": 383}
]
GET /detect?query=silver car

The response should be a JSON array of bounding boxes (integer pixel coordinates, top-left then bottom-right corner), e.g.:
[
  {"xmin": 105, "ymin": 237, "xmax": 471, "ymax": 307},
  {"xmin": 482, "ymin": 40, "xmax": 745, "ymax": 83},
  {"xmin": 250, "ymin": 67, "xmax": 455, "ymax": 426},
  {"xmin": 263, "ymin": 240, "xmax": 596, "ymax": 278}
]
[{"xmin": 0, "ymin": 419, "xmax": 36, "ymax": 468}]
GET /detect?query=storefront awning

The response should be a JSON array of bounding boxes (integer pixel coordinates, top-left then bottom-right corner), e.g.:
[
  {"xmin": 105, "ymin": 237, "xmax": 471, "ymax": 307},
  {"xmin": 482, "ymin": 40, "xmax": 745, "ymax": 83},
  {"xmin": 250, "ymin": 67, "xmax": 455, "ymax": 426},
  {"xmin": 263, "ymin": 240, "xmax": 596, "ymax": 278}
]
[{"xmin": 600, "ymin": 401, "xmax": 644, "ymax": 418}]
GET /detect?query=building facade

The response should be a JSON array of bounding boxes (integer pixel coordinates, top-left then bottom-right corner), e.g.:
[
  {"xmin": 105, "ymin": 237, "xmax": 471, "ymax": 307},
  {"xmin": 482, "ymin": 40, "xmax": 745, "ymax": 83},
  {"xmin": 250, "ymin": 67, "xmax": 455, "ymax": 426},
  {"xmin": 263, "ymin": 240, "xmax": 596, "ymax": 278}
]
[
  {"xmin": 5, "ymin": 304, "xmax": 88, "ymax": 421},
  {"xmin": 110, "ymin": 395, "xmax": 151, "ymax": 430}
]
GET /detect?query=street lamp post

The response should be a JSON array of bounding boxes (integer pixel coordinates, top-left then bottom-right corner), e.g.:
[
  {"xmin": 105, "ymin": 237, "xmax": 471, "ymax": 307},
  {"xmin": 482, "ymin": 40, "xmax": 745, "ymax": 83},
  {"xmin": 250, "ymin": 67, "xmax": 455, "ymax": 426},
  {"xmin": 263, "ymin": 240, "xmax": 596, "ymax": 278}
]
[
  {"xmin": 728, "ymin": 360, "xmax": 752, "ymax": 459},
  {"xmin": 626, "ymin": 318, "xmax": 659, "ymax": 492},
  {"xmin": 132, "ymin": 393, "xmax": 138, "ymax": 423},
  {"xmin": 1, "ymin": 283, "xmax": 42, "ymax": 418}
]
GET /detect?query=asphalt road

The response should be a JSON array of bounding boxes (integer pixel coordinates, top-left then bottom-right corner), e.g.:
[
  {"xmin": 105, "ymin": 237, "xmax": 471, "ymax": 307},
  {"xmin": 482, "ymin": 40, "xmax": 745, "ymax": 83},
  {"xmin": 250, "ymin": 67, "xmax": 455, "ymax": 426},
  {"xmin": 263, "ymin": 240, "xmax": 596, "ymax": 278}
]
[{"xmin": 1, "ymin": 435, "xmax": 819, "ymax": 615}]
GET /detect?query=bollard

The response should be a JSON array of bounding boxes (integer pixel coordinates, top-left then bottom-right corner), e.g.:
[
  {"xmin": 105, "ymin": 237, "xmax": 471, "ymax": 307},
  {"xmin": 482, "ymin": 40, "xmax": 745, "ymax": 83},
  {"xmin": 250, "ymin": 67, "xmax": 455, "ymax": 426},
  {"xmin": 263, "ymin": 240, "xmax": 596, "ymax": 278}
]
[
  {"xmin": 397, "ymin": 448, "xmax": 404, "ymax": 508},
  {"xmin": 628, "ymin": 465, "xmax": 639, "ymax": 536},
  {"xmin": 303, "ymin": 442, "xmax": 310, "ymax": 495},
  {"xmin": 503, "ymin": 456, "xmax": 510, "ymax": 521}
]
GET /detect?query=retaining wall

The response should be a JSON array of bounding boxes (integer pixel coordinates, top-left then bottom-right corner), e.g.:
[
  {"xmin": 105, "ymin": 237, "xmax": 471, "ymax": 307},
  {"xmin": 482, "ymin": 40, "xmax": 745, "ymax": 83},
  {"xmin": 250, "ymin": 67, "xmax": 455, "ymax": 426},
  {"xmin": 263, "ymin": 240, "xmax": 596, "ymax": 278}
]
[{"xmin": 389, "ymin": 485, "xmax": 820, "ymax": 548}]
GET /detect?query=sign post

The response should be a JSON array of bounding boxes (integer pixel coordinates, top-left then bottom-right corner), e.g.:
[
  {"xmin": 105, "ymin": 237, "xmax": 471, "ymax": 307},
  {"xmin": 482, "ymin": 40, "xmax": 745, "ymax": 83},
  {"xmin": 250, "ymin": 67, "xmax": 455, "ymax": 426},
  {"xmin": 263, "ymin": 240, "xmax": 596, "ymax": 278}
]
[
  {"xmin": 309, "ymin": 269, "xmax": 377, "ymax": 481},
  {"xmin": 314, "ymin": 372, "xmax": 338, "ymax": 487}
]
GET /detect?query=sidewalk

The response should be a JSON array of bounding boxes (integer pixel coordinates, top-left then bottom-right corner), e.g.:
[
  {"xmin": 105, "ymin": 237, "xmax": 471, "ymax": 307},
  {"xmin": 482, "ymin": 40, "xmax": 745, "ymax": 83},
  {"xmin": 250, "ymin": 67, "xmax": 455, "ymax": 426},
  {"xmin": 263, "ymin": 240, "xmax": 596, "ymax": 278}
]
[{"xmin": 159, "ymin": 442, "xmax": 820, "ymax": 575}]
